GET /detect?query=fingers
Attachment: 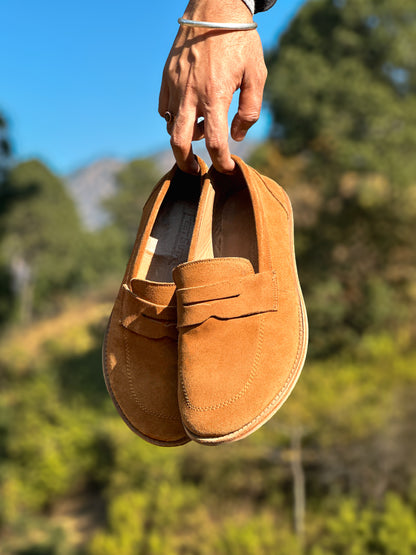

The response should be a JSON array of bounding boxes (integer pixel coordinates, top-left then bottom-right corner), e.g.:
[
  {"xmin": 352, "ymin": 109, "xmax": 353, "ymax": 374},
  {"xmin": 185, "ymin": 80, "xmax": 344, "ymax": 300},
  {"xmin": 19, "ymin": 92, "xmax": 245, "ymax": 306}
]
[
  {"xmin": 231, "ymin": 67, "xmax": 267, "ymax": 142},
  {"xmin": 159, "ymin": 80, "xmax": 237, "ymax": 174},
  {"xmin": 160, "ymin": 72, "xmax": 200, "ymax": 173},
  {"xmin": 204, "ymin": 105, "xmax": 235, "ymax": 173},
  {"xmin": 167, "ymin": 115, "xmax": 204, "ymax": 141},
  {"xmin": 169, "ymin": 108, "xmax": 200, "ymax": 174}
]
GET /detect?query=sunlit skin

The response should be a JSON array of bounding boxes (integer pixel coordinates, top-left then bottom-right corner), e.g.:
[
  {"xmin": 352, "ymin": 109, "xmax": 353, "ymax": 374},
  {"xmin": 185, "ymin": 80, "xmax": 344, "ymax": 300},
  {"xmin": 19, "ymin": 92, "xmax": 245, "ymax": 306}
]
[{"xmin": 159, "ymin": 0, "xmax": 267, "ymax": 174}]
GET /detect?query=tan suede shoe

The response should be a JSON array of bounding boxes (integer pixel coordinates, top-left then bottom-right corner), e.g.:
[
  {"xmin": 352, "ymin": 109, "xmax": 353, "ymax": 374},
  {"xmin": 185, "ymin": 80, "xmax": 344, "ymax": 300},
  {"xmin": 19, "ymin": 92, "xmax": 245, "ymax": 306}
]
[
  {"xmin": 173, "ymin": 156, "xmax": 308, "ymax": 444},
  {"xmin": 103, "ymin": 158, "xmax": 211, "ymax": 446}
]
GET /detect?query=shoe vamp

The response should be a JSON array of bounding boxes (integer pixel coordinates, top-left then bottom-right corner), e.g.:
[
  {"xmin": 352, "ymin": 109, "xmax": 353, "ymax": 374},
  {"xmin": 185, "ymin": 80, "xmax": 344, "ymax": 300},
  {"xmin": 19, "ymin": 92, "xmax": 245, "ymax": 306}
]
[
  {"xmin": 178, "ymin": 295, "xmax": 303, "ymax": 435},
  {"xmin": 110, "ymin": 326, "xmax": 182, "ymax": 424},
  {"xmin": 179, "ymin": 313, "xmax": 266, "ymax": 411}
]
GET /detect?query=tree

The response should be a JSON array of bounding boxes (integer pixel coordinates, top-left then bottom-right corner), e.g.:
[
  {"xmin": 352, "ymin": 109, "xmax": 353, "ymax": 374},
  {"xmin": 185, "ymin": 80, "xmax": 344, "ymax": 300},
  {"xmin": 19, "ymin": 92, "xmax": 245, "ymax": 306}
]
[
  {"xmin": 0, "ymin": 111, "xmax": 14, "ymax": 326},
  {"xmin": 0, "ymin": 111, "xmax": 12, "ymax": 185},
  {"xmin": 1, "ymin": 160, "xmax": 87, "ymax": 321},
  {"xmin": 266, "ymin": 0, "xmax": 416, "ymax": 186},
  {"xmin": 254, "ymin": 0, "xmax": 416, "ymax": 356}
]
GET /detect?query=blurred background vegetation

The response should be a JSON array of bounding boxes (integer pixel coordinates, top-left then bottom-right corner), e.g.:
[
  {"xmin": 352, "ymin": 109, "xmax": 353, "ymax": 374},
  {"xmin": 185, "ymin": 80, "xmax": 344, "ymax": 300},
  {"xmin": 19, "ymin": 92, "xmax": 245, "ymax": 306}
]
[{"xmin": 1, "ymin": 0, "xmax": 416, "ymax": 553}]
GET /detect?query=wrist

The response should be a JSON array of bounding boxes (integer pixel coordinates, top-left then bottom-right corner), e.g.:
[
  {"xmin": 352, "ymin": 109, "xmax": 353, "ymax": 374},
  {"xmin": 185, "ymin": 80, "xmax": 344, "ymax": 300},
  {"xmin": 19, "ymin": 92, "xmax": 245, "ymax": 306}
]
[{"xmin": 184, "ymin": 0, "xmax": 253, "ymax": 23}]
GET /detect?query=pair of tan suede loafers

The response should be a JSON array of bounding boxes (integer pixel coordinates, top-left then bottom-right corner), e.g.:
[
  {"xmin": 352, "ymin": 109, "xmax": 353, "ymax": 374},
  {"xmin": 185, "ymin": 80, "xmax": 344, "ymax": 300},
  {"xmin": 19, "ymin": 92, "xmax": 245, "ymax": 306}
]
[{"xmin": 102, "ymin": 156, "xmax": 308, "ymax": 446}]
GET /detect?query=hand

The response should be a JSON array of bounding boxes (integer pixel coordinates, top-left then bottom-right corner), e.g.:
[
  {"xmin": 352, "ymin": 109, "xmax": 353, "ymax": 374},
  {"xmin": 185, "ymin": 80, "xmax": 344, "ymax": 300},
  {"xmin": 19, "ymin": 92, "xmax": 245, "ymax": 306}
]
[{"xmin": 158, "ymin": 0, "xmax": 267, "ymax": 174}]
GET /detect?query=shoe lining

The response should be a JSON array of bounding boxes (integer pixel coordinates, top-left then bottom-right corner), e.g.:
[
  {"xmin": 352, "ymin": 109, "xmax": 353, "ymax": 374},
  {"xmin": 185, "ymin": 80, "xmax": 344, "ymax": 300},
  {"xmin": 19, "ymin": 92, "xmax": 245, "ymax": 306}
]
[
  {"xmin": 193, "ymin": 168, "xmax": 258, "ymax": 271},
  {"xmin": 136, "ymin": 171, "xmax": 201, "ymax": 282}
]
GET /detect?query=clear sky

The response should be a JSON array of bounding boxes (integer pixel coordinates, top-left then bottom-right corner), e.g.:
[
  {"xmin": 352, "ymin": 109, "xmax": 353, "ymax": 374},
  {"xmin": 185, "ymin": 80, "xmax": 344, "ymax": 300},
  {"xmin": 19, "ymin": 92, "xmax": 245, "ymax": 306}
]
[{"xmin": 1, "ymin": 0, "xmax": 307, "ymax": 175}]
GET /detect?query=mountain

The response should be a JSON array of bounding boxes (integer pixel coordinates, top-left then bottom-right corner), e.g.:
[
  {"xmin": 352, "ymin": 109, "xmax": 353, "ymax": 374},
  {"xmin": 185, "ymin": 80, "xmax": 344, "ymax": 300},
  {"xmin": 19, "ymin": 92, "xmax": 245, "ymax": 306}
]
[
  {"xmin": 65, "ymin": 158, "xmax": 125, "ymax": 230},
  {"xmin": 64, "ymin": 140, "xmax": 258, "ymax": 230}
]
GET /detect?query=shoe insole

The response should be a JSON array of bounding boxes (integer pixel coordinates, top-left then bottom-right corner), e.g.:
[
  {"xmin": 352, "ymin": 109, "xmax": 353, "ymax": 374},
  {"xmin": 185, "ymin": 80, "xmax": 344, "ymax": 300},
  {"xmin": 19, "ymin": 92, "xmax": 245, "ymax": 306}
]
[
  {"xmin": 212, "ymin": 186, "xmax": 258, "ymax": 269},
  {"xmin": 136, "ymin": 171, "xmax": 201, "ymax": 283},
  {"xmin": 193, "ymin": 169, "xmax": 258, "ymax": 271}
]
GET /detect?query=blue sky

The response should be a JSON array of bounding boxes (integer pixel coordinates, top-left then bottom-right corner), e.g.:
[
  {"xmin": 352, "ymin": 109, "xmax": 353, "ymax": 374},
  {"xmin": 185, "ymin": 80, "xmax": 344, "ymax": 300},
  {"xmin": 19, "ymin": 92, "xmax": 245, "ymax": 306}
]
[{"xmin": 1, "ymin": 0, "xmax": 307, "ymax": 175}]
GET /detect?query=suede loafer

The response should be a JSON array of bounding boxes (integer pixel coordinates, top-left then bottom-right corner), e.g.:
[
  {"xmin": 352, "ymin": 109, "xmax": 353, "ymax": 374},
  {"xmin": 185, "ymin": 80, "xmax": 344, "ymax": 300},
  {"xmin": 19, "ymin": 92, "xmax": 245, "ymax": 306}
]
[
  {"xmin": 173, "ymin": 156, "xmax": 308, "ymax": 444},
  {"xmin": 103, "ymin": 157, "xmax": 211, "ymax": 446}
]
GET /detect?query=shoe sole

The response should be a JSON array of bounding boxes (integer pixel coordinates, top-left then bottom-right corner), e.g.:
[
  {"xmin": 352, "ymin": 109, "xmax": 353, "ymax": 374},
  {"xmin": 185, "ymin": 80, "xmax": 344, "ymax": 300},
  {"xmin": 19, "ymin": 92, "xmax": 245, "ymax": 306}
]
[
  {"xmin": 183, "ymin": 187, "xmax": 309, "ymax": 445},
  {"xmin": 102, "ymin": 319, "xmax": 190, "ymax": 447}
]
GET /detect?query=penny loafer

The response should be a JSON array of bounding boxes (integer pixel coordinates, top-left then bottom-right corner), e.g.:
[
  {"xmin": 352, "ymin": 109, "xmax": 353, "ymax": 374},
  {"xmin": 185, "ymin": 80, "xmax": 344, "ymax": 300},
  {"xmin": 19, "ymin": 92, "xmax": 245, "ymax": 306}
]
[
  {"xmin": 103, "ymin": 157, "xmax": 211, "ymax": 446},
  {"xmin": 173, "ymin": 156, "xmax": 308, "ymax": 444}
]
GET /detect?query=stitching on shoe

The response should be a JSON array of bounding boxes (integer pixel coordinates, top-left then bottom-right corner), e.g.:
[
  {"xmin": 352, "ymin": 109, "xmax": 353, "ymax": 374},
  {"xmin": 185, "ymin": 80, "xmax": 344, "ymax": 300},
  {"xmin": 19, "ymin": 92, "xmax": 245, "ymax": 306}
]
[
  {"xmin": 182, "ymin": 296, "xmax": 305, "ymax": 425},
  {"xmin": 123, "ymin": 328, "xmax": 181, "ymax": 422},
  {"xmin": 273, "ymin": 271, "xmax": 278, "ymax": 311},
  {"xmin": 176, "ymin": 257, "xmax": 254, "ymax": 273},
  {"xmin": 223, "ymin": 301, "xmax": 305, "ymax": 437},
  {"xmin": 129, "ymin": 281, "xmax": 177, "ymax": 289},
  {"xmin": 186, "ymin": 298, "xmax": 305, "ymax": 440},
  {"xmin": 103, "ymin": 321, "xmax": 187, "ymax": 445},
  {"xmin": 181, "ymin": 314, "xmax": 265, "ymax": 412}
]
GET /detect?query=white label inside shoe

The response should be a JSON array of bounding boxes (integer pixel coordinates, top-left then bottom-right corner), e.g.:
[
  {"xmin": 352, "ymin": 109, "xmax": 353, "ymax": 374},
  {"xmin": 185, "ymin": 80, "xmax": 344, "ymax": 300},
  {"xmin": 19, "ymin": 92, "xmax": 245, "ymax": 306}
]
[{"xmin": 145, "ymin": 236, "xmax": 158, "ymax": 254}]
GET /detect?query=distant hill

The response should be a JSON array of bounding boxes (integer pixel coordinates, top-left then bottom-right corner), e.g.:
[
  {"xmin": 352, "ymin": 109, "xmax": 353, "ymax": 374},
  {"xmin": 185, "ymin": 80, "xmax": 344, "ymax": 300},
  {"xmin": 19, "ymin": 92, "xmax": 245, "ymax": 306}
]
[
  {"xmin": 64, "ymin": 140, "xmax": 258, "ymax": 230},
  {"xmin": 65, "ymin": 158, "xmax": 125, "ymax": 231}
]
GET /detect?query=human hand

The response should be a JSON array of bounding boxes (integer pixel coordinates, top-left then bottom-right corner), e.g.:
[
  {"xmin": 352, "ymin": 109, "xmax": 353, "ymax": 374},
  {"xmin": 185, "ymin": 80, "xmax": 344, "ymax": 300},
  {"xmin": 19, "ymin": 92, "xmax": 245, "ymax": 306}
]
[{"xmin": 158, "ymin": 0, "xmax": 267, "ymax": 174}]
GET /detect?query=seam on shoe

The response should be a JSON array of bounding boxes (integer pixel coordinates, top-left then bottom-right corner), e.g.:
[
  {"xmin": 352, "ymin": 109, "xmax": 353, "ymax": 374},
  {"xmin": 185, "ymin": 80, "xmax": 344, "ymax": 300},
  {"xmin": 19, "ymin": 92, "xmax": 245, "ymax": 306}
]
[
  {"xmin": 122, "ymin": 328, "xmax": 181, "ymax": 422},
  {"xmin": 121, "ymin": 282, "xmax": 176, "ymax": 334},
  {"xmin": 181, "ymin": 314, "xmax": 265, "ymax": 412},
  {"xmin": 273, "ymin": 271, "xmax": 278, "ymax": 310},
  {"xmin": 129, "ymin": 282, "xmax": 177, "ymax": 289},
  {"xmin": 175, "ymin": 257, "xmax": 254, "ymax": 273},
  {"xmin": 254, "ymin": 170, "xmax": 290, "ymax": 218},
  {"xmin": 104, "ymin": 318, "xmax": 188, "ymax": 445},
  {"xmin": 250, "ymin": 169, "xmax": 273, "ymax": 273},
  {"xmin": 189, "ymin": 184, "xmax": 208, "ymax": 260}
]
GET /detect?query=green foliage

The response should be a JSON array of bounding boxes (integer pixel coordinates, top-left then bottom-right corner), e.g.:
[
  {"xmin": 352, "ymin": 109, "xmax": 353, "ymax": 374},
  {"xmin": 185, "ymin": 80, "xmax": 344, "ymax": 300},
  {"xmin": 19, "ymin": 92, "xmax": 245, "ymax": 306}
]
[
  {"xmin": 215, "ymin": 513, "xmax": 300, "ymax": 555},
  {"xmin": 0, "ymin": 159, "xmax": 127, "ymax": 323},
  {"xmin": 1, "ymin": 297, "xmax": 416, "ymax": 553},
  {"xmin": 266, "ymin": 0, "xmax": 416, "ymax": 185},
  {"xmin": 103, "ymin": 158, "xmax": 160, "ymax": 251},
  {"xmin": 0, "ymin": 111, "xmax": 14, "ymax": 326},
  {"xmin": 0, "ymin": 109, "xmax": 12, "ymax": 185},
  {"xmin": 312, "ymin": 495, "xmax": 416, "ymax": 555},
  {"xmin": 88, "ymin": 482, "xmax": 209, "ymax": 555},
  {"xmin": 0, "ymin": 160, "xmax": 87, "ymax": 319},
  {"xmin": 74, "ymin": 225, "xmax": 126, "ymax": 292}
]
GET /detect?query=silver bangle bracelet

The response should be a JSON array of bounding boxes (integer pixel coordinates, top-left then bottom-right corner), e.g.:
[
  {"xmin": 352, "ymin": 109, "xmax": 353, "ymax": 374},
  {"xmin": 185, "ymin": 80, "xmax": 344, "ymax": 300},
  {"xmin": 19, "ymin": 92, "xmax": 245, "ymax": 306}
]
[{"xmin": 178, "ymin": 17, "xmax": 257, "ymax": 31}]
